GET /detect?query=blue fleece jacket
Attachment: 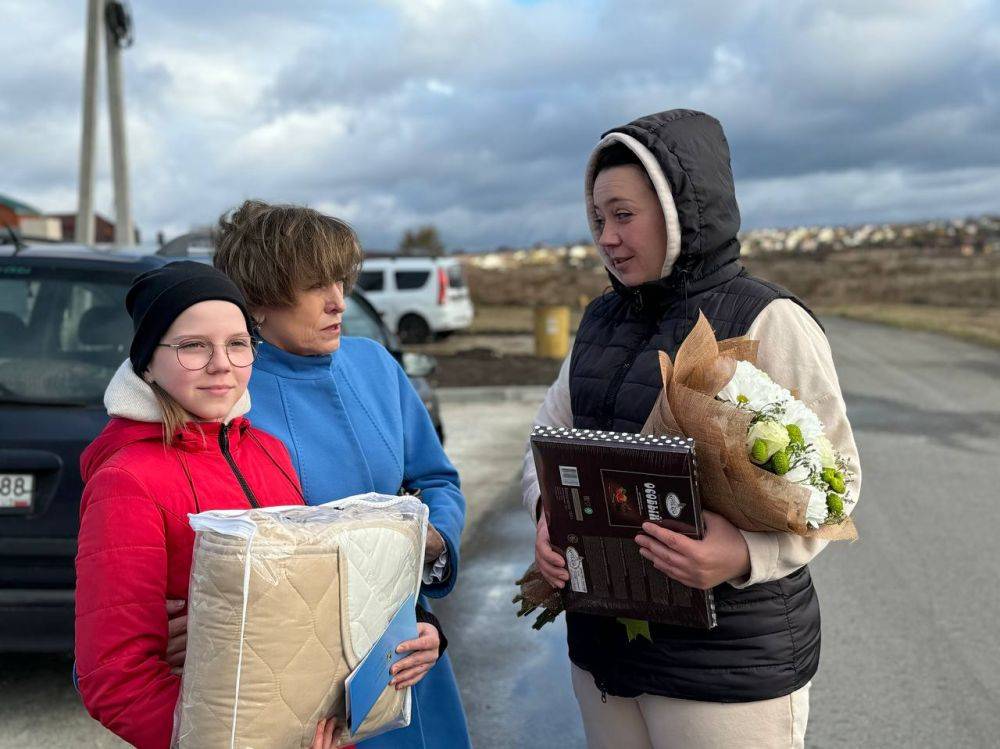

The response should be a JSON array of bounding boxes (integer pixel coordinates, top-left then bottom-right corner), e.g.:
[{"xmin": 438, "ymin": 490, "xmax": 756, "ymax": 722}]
[
  {"xmin": 247, "ymin": 337, "xmax": 471, "ymax": 748},
  {"xmin": 248, "ymin": 337, "xmax": 465, "ymax": 596}
]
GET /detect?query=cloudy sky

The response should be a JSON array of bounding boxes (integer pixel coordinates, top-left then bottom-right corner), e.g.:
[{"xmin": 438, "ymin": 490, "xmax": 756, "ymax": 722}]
[{"xmin": 3, "ymin": 0, "xmax": 998, "ymax": 250}]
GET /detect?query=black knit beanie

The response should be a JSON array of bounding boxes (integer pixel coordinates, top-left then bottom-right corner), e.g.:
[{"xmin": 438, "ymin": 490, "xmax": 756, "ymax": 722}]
[{"xmin": 125, "ymin": 261, "xmax": 255, "ymax": 375}]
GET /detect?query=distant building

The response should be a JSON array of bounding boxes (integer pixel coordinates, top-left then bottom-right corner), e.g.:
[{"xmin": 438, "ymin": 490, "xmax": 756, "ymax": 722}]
[
  {"xmin": 20, "ymin": 215, "xmax": 63, "ymax": 240},
  {"xmin": 50, "ymin": 212, "xmax": 140, "ymax": 244},
  {"xmin": 0, "ymin": 193, "xmax": 43, "ymax": 230},
  {"xmin": 0, "ymin": 194, "xmax": 62, "ymax": 241},
  {"xmin": 0, "ymin": 194, "xmax": 139, "ymax": 243}
]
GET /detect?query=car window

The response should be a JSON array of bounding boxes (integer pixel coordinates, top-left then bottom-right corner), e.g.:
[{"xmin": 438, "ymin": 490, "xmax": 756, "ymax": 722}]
[
  {"xmin": 446, "ymin": 264, "xmax": 466, "ymax": 288},
  {"xmin": 394, "ymin": 270, "xmax": 430, "ymax": 290},
  {"xmin": 0, "ymin": 265, "xmax": 132, "ymax": 404},
  {"xmin": 357, "ymin": 270, "xmax": 385, "ymax": 292},
  {"xmin": 342, "ymin": 294, "xmax": 387, "ymax": 345}
]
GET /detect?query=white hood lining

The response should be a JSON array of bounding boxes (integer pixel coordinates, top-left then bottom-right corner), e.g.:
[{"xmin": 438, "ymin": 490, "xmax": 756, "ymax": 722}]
[
  {"xmin": 103, "ymin": 358, "xmax": 251, "ymax": 423},
  {"xmin": 584, "ymin": 132, "xmax": 683, "ymax": 282}
]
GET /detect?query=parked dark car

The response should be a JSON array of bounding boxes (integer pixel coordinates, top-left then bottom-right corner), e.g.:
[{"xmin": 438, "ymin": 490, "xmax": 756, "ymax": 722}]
[{"xmin": 0, "ymin": 243, "xmax": 442, "ymax": 652}]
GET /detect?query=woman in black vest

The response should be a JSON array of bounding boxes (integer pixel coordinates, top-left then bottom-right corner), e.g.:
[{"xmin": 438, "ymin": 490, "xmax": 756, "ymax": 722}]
[{"xmin": 521, "ymin": 109, "xmax": 862, "ymax": 748}]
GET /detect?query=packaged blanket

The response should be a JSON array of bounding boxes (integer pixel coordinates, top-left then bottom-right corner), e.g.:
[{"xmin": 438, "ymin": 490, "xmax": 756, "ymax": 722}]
[{"xmin": 171, "ymin": 493, "xmax": 428, "ymax": 748}]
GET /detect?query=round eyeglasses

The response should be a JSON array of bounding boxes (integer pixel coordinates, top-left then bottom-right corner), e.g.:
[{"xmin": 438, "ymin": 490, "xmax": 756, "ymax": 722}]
[{"xmin": 156, "ymin": 338, "xmax": 257, "ymax": 371}]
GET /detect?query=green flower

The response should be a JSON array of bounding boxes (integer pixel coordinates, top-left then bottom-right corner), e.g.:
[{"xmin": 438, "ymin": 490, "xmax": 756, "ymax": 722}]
[
  {"xmin": 770, "ymin": 449, "xmax": 791, "ymax": 476},
  {"xmin": 826, "ymin": 493, "xmax": 845, "ymax": 515},
  {"xmin": 746, "ymin": 419, "xmax": 790, "ymax": 463},
  {"xmin": 750, "ymin": 439, "xmax": 770, "ymax": 464},
  {"xmin": 786, "ymin": 423, "xmax": 805, "ymax": 447},
  {"xmin": 821, "ymin": 467, "xmax": 837, "ymax": 485},
  {"xmin": 828, "ymin": 473, "xmax": 846, "ymax": 495}
]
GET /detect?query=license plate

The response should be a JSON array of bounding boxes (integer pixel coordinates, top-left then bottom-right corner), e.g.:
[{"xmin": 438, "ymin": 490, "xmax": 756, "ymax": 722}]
[{"xmin": 0, "ymin": 474, "xmax": 34, "ymax": 510}]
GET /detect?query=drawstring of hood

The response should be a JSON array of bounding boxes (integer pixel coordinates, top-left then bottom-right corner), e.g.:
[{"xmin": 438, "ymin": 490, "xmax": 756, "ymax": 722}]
[
  {"xmin": 175, "ymin": 450, "xmax": 203, "ymax": 514},
  {"xmin": 678, "ymin": 266, "xmax": 692, "ymax": 345}
]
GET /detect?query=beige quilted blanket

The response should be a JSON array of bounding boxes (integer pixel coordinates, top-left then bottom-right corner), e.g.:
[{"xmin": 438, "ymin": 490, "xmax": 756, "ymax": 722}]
[{"xmin": 172, "ymin": 494, "xmax": 427, "ymax": 748}]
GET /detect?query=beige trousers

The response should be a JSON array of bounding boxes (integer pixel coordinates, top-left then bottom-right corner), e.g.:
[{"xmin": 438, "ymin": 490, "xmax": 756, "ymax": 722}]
[{"xmin": 571, "ymin": 664, "xmax": 810, "ymax": 749}]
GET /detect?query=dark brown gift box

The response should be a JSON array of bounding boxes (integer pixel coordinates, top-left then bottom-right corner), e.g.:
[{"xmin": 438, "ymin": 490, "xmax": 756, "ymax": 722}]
[{"xmin": 531, "ymin": 426, "xmax": 716, "ymax": 629}]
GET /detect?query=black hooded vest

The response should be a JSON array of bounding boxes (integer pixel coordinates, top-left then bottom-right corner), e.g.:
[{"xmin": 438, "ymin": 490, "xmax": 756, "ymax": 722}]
[{"xmin": 567, "ymin": 110, "xmax": 821, "ymax": 702}]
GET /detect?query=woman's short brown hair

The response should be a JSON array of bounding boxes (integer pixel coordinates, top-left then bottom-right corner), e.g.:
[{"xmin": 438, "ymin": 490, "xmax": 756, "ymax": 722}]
[
  {"xmin": 214, "ymin": 200, "xmax": 363, "ymax": 309},
  {"xmin": 594, "ymin": 142, "xmax": 654, "ymax": 190}
]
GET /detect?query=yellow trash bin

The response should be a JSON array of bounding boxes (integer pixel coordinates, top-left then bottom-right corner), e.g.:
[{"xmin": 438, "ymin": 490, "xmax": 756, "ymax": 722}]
[{"xmin": 534, "ymin": 306, "xmax": 570, "ymax": 359}]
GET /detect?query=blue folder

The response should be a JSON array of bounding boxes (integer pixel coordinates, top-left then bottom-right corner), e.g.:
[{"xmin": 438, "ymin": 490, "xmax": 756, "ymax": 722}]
[{"xmin": 345, "ymin": 592, "xmax": 418, "ymax": 736}]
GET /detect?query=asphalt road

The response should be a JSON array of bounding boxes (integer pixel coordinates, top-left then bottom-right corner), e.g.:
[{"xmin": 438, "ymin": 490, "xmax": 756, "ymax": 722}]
[
  {"xmin": 2, "ymin": 317, "xmax": 999, "ymax": 747},
  {"xmin": 435, "ymin": 316, "xmax": 1000, "ymax": 748}
]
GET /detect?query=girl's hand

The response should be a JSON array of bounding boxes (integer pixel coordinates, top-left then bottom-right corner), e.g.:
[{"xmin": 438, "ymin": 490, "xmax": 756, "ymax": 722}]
[
  {"xmin": 535, "ymin": 514, "xmax": 568, "ymax": 589},
  {"xmin": 634, "ymin": 510, "xmax": 750, "ymax": 590},
  {"xmin": 390, "ymin": 622, "xmax": 440, "ymax": 690},
  {"xmin": 310, "ymin": 718, "xmax": 337, "ymax": 749}
]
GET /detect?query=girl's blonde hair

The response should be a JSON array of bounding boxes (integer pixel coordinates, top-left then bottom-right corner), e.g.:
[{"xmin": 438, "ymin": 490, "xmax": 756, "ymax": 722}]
[{"xmin": 151, "ymin": 382, "xmax": 193, "ymax": 444}]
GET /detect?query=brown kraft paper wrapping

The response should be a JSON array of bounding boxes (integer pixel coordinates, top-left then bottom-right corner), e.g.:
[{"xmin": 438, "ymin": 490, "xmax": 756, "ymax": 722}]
[{"xmin": 640, "ymin": 312, "xmax": 857, "ymax": 541}]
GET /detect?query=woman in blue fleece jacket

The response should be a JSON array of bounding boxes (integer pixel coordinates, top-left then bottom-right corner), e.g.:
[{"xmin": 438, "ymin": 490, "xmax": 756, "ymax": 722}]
[{"xmin": 212, "ymin": 199, "xmax": 471, "ymax": 749}]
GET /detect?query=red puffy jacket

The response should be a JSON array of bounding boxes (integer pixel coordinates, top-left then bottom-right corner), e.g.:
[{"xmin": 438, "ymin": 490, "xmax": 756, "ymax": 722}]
[{"xmin": 75, "ymin": 417, "xmax": 304, "ymax": 749}]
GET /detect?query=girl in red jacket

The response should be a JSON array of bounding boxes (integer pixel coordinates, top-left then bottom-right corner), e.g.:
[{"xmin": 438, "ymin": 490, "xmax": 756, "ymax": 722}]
[{"xmin": 74, "ymin": 262, "xmax": 337, "ymax": 748}]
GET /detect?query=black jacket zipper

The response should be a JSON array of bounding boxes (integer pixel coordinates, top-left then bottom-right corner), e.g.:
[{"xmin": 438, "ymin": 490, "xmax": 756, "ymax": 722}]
[{"xmin": 218, "ymin": 423, "xmax": 260, "ymax": 508}]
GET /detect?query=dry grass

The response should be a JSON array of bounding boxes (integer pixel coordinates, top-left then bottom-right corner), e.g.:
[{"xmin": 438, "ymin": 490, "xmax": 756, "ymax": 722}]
[
  {"xmin": 465, "ymin": 303, "xmax": 1000, "ymax": 350},
  {"xmin": 459, "ymin": 247, "xmax": 1000, "ymax": 348},
  {"xmin": 744, "ymin": 247, "xmax": 1000, "ymax": 308},
  {"xmin": 816, "ymin": 304, "xmax": 1000, "ymax": 348},
  {"xmin": 464, "ymin": 265, "xmax": 608, "ymax": 308}
]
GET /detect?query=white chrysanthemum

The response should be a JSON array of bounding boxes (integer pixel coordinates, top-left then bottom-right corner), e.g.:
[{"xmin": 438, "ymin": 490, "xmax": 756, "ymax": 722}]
[
  {"xmin": 718, "ymin": 360, "xmax": 792, "ymax": 411},
  {"xmin": 806, "ymin": 486, "xmax": 829, "ymax": 528},
  {"xmin": 785, "ymin": 463, "xmax": 814, "ymax": 485},
  {"xmin": 814, "ymin": 435, "xmax": 837, "ymax": 470},
  {"xmin": 782, "ymin": 398, "xmax": 824, "ymax": 444}
]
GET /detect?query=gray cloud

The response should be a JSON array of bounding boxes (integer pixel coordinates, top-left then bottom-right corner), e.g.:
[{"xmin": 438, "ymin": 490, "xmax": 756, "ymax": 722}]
[{"xmin": 3, "ymin": 0, "xmax": 998, "ymax": 249}]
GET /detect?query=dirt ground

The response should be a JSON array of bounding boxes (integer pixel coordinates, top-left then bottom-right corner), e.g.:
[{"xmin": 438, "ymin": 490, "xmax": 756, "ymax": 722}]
[
  {"xmin": 416, "ymin": 311, "xmax": 571, "ymax": 387},
  {"xmin": 428, "ymin": 347, "xmax": 563, "ymax": 388}
]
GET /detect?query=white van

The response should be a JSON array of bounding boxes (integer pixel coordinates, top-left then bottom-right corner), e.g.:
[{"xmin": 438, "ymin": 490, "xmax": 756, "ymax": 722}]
[{"xmin": 356, "ymin": 256, "xmax": 474, "ymax": 342}]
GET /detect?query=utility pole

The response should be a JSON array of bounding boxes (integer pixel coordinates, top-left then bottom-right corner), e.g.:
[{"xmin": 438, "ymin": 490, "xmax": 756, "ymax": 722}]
[
  {"xmin": 75, "ymin": 0, "xmax": 134, "ymax": 246},
  {"xmin": 75, "ymin": 0, "xmax": 101, "ymax": 244},
  {"xmin": 105, "ymin": 2, "xmax": 133, "ymax": 245}
]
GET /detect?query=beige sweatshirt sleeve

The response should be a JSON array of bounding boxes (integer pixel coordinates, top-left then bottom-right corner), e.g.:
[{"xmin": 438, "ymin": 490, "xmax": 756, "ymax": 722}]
[
  {"xmin": 728, "ymin": 299, "xmax": 863, "ymax": 588},
  {"xmin": 521, "ymin": 352, "xmax": 573, "ymax": 521}
]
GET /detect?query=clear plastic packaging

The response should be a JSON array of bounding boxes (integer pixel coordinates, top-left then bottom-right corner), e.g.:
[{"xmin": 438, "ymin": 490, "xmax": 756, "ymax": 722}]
[{"xmin": 171, "ymin": 493, "xmax": 428, "ymax": 748}]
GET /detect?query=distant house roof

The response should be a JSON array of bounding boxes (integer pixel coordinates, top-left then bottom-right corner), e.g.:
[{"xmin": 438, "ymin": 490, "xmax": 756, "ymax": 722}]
[
  {"xmin": 49, "ymin": 211, "xmax": 114, "ymax": 223},
  {"xmin": 0, "ymin": 193, "xmax": 43, "ymax": 216}
]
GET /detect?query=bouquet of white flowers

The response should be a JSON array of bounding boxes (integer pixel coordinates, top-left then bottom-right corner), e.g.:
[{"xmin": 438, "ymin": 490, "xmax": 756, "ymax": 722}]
[
  {"xmin": 718, "ymin": 360, "xmax": 854, "ymax": 529},
  {"xmin": 513, "ymin": 312, "xmax": 857, "ymax": 632},
  {"xmin": 642, "ymin": 312, "xmax": 857, "ymax": 540}
]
